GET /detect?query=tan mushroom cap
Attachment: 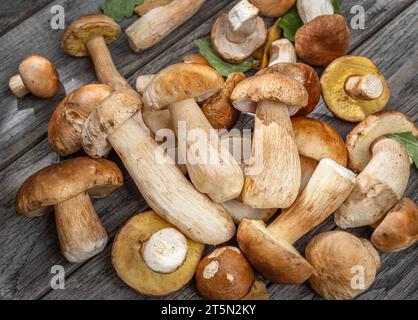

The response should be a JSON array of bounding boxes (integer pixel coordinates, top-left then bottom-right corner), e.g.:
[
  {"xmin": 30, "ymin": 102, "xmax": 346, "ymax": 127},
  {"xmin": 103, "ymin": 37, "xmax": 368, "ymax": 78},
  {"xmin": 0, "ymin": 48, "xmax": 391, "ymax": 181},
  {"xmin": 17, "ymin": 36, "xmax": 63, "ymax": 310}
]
[
  {"xmin": 321, "ymin": 56, "xmax": 390, "ymax": 122},
  {"xmin": 62, "ymin": 14, "xmax": 121, "ymax": 57},
  {"xmin": 258, "ymin": 63, "xmax": 321, "ymax": 116},
  {"xmin": 211, "ymin": 13, "xmax": 267, "ymax": 64},
  {"xmin": 237, "ymin": 219, "xmax": 313, "ymax": 284},
  {"xmin": 196, "ymin": 246, "xmax": 255, "ymax": 300},
  {"xmin": 48, "ymin": 84, "xmax": 113, "ymax": 156},
  {"xmin": 292, "ymin": 117, "xmax": 348, "ymax": 166},
  {"xmin": 295, "ymin": 15, "xmax": 350, "ymax": 66},
  {"xmin": 346, "ymin": 110, "xmax": 418, "ymax": 172},
  {"xmin": 18, "ymin": 55, "xmax": 60, "ymax": 98},
  {"xmin": 16, "ymin": 157, "xmax": 123, "ymax": 218},
  {"xmin": 112, "ymin": 211, "xmax": 204, "ymax": 297},
  {"xmin": 372, "ymin": 198, "xmax": 418, "ymax": 252},
  {"xmin": 305, "ymin": 231, "xmax": 380, "ymax": 300},
  {"xmin": 249, "ymin": 0, "xmax": 295, "ymax": 17},
  {"xmin": 143, "ymin": 63, "xmax": 225, "ymax": 110}
]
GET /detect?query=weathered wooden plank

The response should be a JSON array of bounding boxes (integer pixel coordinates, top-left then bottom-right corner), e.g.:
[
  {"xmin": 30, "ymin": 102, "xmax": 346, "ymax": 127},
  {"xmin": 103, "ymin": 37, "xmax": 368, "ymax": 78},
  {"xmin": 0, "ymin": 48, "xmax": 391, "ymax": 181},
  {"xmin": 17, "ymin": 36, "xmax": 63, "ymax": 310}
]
[{"xmin": 42, "ymin": 2, "xmax": 417, "ymax": 300}]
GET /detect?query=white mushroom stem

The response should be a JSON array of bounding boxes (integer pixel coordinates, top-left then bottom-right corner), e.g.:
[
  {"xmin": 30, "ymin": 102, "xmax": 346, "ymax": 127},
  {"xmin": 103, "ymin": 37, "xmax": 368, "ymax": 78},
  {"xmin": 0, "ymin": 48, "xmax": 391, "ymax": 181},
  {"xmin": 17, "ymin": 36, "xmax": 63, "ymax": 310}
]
[
  {"xmin": 107, "ymin": 116, "xmax": 236, "ymax": 245},
  {"xmin": 227, "ymin": 0, "xmax": 260, "ymax": 43},
  {"xmin": 345, "ymin": 74, "xmax": 384, "ymax": 100},
  {"xmin": 268, "ymin": 39, "xmax": 297, "ymax": 67},
  {"xmin": 170, "ymin": 98, "xmax": 244, "ymax": 203},
  {"xmin": 54, "ymin": 192, "xmax": 108, "ymax": 263},
  {"xmin": 142, "ymin": 228, "xmax": 188, "ymax": 274},
  {"xmin": 221, "ymin": 200, "xmax": 276, "ymax": 224},
  {"xmin": 267, "ymin": 159, "xmax": 356, "ymax": 244},
  {"xmin": 335, "ymin": 138, "xmax": 410, "ymax": 228},
  {"xmin": 9, "ymin": 74, "xmax": 30, "ymax": 98},
  {"xmin": 126, "ymin": 0, "xmax": 206, "ymax": 53},
  {"xmin": 297, "ymin": 0, "xmax": 334, "ymax": 24}
]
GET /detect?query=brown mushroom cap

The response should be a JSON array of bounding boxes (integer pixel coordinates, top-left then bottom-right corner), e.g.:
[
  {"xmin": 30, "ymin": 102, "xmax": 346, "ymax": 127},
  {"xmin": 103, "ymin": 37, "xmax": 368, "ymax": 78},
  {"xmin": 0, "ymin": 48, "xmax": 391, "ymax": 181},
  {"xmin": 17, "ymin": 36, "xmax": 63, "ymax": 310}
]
[
  {"xmin": 211, "ymin": 13, "xmax": 267, "ymax": 64},
  {"xmin": 143, "ymin": 63, "xmax": 225, "ymax": 110},
  {"xmin": 18, "ymin": 55, "xmax": 60, "ymax": 98},
  {"xmin": 48, "ymin": 84, "xmax": 113, "ymax": 156},
  {"xmin": 292, "ymin": 117, "xmax": 348, "ymax": 166},
  {"xmin": 305, "ymin": 231, "xmax": 380, "ymax": 300},
  {"xmin": 182, "ymin": 53, "xmax": 210, "ymax": 66},
  {"xmin": 372, "ymin": 198, "xmax": 418, "ymax": 252},
  {"xmin": 196, "ymin": 246, "xmax": 255, "ymax": 300},
  {"xmin": 258, "ymin": 63, "xmax": 321, "ymax": 116},
  {"xmin": 249, "ymin": 0, "xmax": 295, "ymax": 17},
  {"xmin": 295, "ymin": 15, "xmax": 350, "ymax": 66},
  {"xmin": 346, "ymin": 110, "xmax": 418, "ymax": 172},
  {"xmin": 16, "ymin": 157, "xmax": 123, "ymax": 218},
  {"xmin": 112, "ymin": 211, "xmax": 204, "ymax": 297},
  {"xmin": 237, "ymin": 219, "xmax": 313, "ymax": 284},
  {"xmin": 62, "ymin": 14, "xmax": 121, "ymax": 57},
  {"xmin": 321, "ymin": 56, "xmax": 390, "ymax": 122}
]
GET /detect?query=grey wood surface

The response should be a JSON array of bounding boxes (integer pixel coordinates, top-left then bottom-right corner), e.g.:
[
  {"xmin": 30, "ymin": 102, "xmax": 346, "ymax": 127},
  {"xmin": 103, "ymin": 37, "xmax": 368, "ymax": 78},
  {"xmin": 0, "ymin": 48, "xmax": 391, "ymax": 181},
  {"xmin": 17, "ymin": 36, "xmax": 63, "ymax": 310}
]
[{"xmin": 0, "ymin": 0, "xmax": 416, "ymax": 300}]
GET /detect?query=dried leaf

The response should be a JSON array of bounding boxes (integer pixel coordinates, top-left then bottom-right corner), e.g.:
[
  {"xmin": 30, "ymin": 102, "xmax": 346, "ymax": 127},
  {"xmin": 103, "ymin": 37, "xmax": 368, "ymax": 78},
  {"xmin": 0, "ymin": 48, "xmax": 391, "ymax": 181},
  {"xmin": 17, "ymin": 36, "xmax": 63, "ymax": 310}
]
[{"xmin": 253, "ymin": 18, "xmax": 281, "ymax": 70}]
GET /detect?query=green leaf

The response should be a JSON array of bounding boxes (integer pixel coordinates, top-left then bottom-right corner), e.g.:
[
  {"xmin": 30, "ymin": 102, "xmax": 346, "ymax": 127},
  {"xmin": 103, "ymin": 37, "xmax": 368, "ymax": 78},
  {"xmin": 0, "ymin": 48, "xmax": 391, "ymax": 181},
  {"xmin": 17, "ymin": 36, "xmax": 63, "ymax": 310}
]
[
  {"xmin": 101, "ymin": 0, "xmax": 144, "ymax": 22},
  {"xmin": 194, "ymin": 39, "xmax": 253, "ymax": 77},
  {"xmin": 279, "ymin": 7, "xmax": 303, "ymax": 42},
  {"xmin": 332, "ymin": 0, "xmax": 342, "ymax": 14},
  {"xmin": 389, "ymin": 132, "xmax": 418, "ymax": 168}
]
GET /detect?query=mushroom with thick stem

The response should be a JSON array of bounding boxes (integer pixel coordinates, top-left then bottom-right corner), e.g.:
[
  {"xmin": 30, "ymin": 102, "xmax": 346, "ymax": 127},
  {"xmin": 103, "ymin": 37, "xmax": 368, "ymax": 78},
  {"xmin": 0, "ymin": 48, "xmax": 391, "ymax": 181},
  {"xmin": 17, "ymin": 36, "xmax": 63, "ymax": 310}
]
[
  {"xmin": 48, "ymin": 84, "xmax": 113, "ymax": 156},
  {"xmin": 126, "ymin": 0, "xmax": 206, "ymax": 53},
  {"xmin": 250, "ymin": 0, "xmax": 295, "ymax": 17},
  {"xmin": 295, "ymin": 1, "xmax": 350, "ymax": 66},
  {"xmin": 321, "ymin": 56, "xmax": 390, "ymax": 122},
  {"xmin": 143, "ymin": 63, "xmax": 244, "ymax": 203},
  {"xmin": 112, "ymin": 211, "xmax": 205, "ymax": 296},
  {"xmin": 9, "ymin": 54, "xmax": 60, "ymax": 98},
  {"xmin": 305, "ymin": 231, "xmax": 380, "ymax": 300},
  {"xmin": 196, "ymin": 246, "xmax": 269, "ymax": 300},
  {"xmin": 268, "ymin": 39, "xmax": 297, "ymax": 67},
  {"xmin": 238, "ymin": 158, "xmax": 356, "ymax": 284},
  {"xmin": 16, "ymin": 157, "xmax": 123, "ymax": 263},
  {"xmin": 335, "ymin": 111, "xmax": 417, "ymax": 229},
  {"xmin": 371, "ymin": 198, "xmax": 418, "ymax": 252},
  {"xmin": 212, "ymin": 0, "xmax": 267, "ymax": 64}
]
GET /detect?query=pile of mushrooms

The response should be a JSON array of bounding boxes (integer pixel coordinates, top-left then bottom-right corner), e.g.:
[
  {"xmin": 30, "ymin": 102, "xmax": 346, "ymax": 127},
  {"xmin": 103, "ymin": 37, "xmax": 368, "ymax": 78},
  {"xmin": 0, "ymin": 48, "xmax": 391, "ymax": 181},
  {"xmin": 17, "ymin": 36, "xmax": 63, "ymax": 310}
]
[{"xmin": 12, "ymin": 0, "xmax": 417, "ymax": 301}]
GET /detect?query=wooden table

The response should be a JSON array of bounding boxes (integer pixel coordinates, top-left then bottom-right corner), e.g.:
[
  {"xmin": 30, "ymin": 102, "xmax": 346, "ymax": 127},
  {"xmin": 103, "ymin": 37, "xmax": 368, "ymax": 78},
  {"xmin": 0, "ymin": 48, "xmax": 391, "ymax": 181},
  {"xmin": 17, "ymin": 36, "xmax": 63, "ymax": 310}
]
[{"xmin": 0, "ymin": 0, "xmax": 416, "ymax": 300}]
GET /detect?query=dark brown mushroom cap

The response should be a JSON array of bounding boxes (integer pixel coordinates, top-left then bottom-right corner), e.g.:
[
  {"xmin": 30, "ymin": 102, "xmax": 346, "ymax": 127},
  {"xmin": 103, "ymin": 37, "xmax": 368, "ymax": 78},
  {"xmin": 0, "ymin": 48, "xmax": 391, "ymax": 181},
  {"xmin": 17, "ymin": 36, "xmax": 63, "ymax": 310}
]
[
  {"xmin": 48, "ymin": 84, "xmax": 113, "ymax": 156},
  {"xmin": 305, "ymin": 231, "xmax": 380, "ymax": 300},
  {"xmin": 249, "ymin": 0, "xmax": 295, "ymax": 17},
  {"xmin": 196, "ymin": 246, "xmax": 255, "ymax": 300},
  {"xmin": 295, "ymin": 15, "xmax": 350, "ymax": 66},
  {"xmin": 19, "ymin": 55, "xmax": 60, "ymax": 98},
  {"xmin": 16, "ymin": 157, "xmax": 123, "ymax": 217},
  {"xmin": 237, "ymin": 219, "xmax": 313, "ymax": 284},
  {"xmin": 371, "ymin": 198, "xmax": 418, "ymax": 252},
  {"xmin": 62, "ymin": 14, "xmax": 121, "ymax": 57}
]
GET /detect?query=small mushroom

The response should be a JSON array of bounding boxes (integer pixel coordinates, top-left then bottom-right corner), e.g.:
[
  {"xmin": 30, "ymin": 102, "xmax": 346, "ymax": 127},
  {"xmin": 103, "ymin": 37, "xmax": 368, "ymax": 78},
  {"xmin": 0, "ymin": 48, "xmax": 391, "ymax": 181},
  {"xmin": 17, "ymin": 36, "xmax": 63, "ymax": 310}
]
[
  {"xmin": 211, "ymin": 0, "xmax": 267, "ymax": 63},
  {"xmin": 48, "ymin": 84, "xmax": 113, "ymax": 156},
  {"xmin": 335, "ymin": 111, "xmax": 417, "ymax": 228},
  {"xmin": 238, "ymin": 158, "xmax": 356, "ymax": 284},
  {"xmin": 249, "ymin": 0, "xmax": 295, "ymax": 17},
  {"xmin": 295, "ymin": 1, "xmax": 350, "ymax": 66},
  {"xmin": 16, "ymin": 157, "xmax": 123, "ymax": 263},
  {"xmin": 371, "ymin": 198, "xmax": 418, "ymax": 252},
  {"xmin": 182, "ymin": 53, "xmax": 210, "ymax": 66},
  {"xmin": 112, "ymin": 211, "xmax": 204, "ymax": 296},
  {"xmin": 268, "ymin": 39, "xmax": 297, "ymax": 67},
  {"xmin": 305, "ymin": 231, "xmax": 380, "ymax": 300},
  {"xmin": 9, "ymin": 54, "xmax": 60, "ymax": 98},
  {"xmin": 196, "ymin": 246, "xmax": 269, "ymax": 300}
]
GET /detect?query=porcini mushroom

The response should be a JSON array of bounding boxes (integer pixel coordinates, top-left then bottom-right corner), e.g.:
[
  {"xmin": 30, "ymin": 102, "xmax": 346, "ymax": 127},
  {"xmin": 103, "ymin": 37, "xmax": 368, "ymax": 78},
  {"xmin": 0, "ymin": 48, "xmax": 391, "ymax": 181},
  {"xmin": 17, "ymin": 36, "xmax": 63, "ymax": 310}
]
[
  {"xmin": 112, "ymin": 211, "xmax": 204, "ymax": 296},
  {"xmin": 16, "ymin": 157, "xmax": 123, "ymax": 263},
  {"xmin": 48, "ymin": 84, "xmax": 113, "ymax": 156},
  {"xmin": 305, "ymin": 231, "xmax": 380, "ymax": 300},
  {"xmin": 321, "ymin": 56, "xmax": 390, "ymax": 122},
  {"xmin": 249, "ymin": 0, "xmax": 295, "ymax": 17},
  {"xmin": 9, "ymin": 54, "xmax": 60, "ymax": 98},
  {"xmin": 211, "ymin": 0, "xmax": 267, "ymax": 63},
  {"xmin": 268, "ymin": 39, "xmax": 297, "ymax": 67},
  {"xmin": 196, "ymin": 246, "xmax": 269, "ymax": 300},
  {"xmin": 238, "ymin": 158, "xmax": 356, "ymax": 284},
  {"xmin": 335, "ymin": 111, "xmax": 417, "ymax": 228},
  {"xmin": 231, "ymin": 72, "xmax": 308, "ymax": 208},
  {"xmin": 182, "ymin": 53, "xmax": 210, "ymax": 66},
  {"xmin": 295, "ymin": 1, "xmax": 350, "ymax": 66},
  {"xmin": 371, "ymin": 198, "xmax": 418, "ymax": 252},
  {"xmin": 143, "ymin": 63, "xmax": 244, "ymax": 203},
  {"xmin": 126, "ymin": 0, "xmax": 206, "ymax": 53}
]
